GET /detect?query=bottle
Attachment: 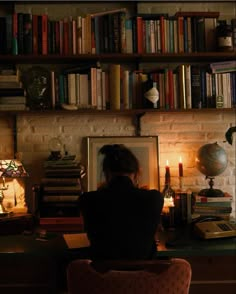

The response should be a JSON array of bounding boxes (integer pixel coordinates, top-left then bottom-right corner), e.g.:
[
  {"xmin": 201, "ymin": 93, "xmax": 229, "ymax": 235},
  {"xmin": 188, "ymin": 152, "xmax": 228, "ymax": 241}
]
[
  {"xmin": 162, "ymin": 166, "xmax": 175, "ymax": 228},
  {"xmin": 162, "ymin": 167, "xmax": 175, "ymax": 201},
  {"xmin": 216, "ymin": 21, "xmax": 233, "ymax": 52},
  {"xmin": 142, "ymin": 73, "xmax": 159, "ymax": 109}
]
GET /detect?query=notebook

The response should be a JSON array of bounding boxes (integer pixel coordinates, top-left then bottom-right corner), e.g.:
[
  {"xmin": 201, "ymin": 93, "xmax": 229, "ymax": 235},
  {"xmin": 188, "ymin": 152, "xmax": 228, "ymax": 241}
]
[{"xmin": 63, "ymin": 233, "xmax": 90, "ymax": 249}]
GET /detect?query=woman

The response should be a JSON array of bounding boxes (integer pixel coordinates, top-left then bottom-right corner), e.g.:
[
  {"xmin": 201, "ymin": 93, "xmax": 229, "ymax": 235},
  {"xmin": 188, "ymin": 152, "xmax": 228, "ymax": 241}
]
[{"xmin": 79, "ymin": 144, "xmax": 163, "ymax": 260}]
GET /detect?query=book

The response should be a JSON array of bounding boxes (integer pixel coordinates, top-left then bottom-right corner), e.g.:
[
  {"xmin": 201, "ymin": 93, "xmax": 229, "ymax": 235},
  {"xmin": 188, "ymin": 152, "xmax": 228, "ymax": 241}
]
[
  {"xmin": 178, "ymin": 65, "xmax": 186, "ymax": 109},
  {"xmin": 0, "ymin": 104, "xmax": 27, "ymax": 111},
  {"xmin": 0, "ymin": 96, "xmax": 26, "ymax": 104},
  {"xmin": 210, "ymin": 61, "xmax": 236, "ymax": 74},
  {"xmin": 109, "ymin": 64, "xmax": 121, "ymax": 110},
  {"xmin": 194, "ymin": 206, "xmax": 232, "ymax": 214},
  {"xmin": 175, "ymin": 11, "xmax": 220, "ymax": 18},
  {"xmin": 63, "ymin": 233, "xmax": 90, "ymax": 249},
  {"xmin": 90, "ymin": 8, "xmax": 127, "ymax": 18},
  {"xmin": 67, "ymin": 73, "xmax": 77, "ymax": 105},
  {"xmin": 194, "ymin": 202, "xmax": 232, "ymax": 208},
  {"xmin": 0, "ymin": 82, "xmax": 22, "ymax": 88},
  {"xmin": 23, "ymin": 13, "xmax": 33, "ymax": 54},
  {"xmin": 204, "ymin": 17, "xmax": 217, "ymax": 52},
  {"xmin": 0, "ymin": 88, "xmax": 25, "ymax": 97},
  {"xmin": 42, "ymin": 195, "xmax": 80, "ymax": 202},
  {"xmin": 191, "ymin": 65, "xmax": 202, "ymax": 108},
  {"xmin": 195, "ymin": 193, "xmax": 233, "ymax": 203},
  {"xmin": 43, "ymin": 185, "xmax": 81, "ymax": 192},
  {"xmin": 40, "ymin": 217, "xmax": 83, "ymax": 225},
  {"xmin": 41, "ymin": 177, "xmax": 81, "ymax": 186}
]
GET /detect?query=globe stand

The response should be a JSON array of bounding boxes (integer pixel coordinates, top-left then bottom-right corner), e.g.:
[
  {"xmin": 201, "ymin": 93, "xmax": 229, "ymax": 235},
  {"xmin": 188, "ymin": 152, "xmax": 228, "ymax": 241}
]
[{"xmin": 199, "ymin": 176, "xmax": 224, "ymax": 197}]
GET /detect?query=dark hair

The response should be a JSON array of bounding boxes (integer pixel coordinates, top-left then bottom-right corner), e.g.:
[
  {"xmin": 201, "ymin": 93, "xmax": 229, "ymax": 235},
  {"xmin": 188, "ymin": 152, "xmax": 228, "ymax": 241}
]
[{"xmin": 99, "ymin": 144, "xmax": 140, "ymax": 175}]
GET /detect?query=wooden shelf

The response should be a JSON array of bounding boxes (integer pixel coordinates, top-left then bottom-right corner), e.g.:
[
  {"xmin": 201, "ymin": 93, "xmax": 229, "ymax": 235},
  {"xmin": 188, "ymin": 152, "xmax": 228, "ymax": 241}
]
[
  {"xmin": 1, "ymin": 52, "xmax": 235, "ymax": 64},
  {"xmin": 0, "ymin": 108, "xmax": 235, "ymax": 117}
]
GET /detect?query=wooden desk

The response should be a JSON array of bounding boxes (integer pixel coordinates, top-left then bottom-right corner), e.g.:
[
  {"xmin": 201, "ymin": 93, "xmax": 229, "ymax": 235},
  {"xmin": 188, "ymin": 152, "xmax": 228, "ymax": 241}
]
[
  {"xmin": 0, "ymin": 227, "xmax": 235, "ymax": 294},
  {"xmin": 156, "ymin": 226, "xmax": 236, "ymax": 294}
]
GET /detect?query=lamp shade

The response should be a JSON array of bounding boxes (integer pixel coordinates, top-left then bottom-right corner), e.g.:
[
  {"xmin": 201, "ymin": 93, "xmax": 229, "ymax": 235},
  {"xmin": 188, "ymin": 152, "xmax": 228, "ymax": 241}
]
[{"xmin": 0, "ymin": 160, "xmax": 28, "ymax": 178}]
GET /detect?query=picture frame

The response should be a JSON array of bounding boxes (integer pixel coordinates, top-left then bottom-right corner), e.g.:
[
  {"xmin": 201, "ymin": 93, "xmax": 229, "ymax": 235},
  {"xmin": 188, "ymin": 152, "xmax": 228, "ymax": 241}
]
[{"xmin": 86, "ymin": 136, "xmax": 159, "ymax": 191}]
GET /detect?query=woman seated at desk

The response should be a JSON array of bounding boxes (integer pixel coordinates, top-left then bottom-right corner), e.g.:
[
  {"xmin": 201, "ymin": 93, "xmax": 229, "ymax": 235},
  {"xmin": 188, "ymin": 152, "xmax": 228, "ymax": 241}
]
[{"xmin": 79, "ymin": 144, "xmax": 163, "ymax": 260}]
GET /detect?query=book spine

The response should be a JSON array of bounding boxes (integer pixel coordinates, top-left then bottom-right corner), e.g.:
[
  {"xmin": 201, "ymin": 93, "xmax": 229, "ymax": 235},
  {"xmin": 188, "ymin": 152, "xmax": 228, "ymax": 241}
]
[
  {"xmin": 196, "ymin": 17, "xmax": 205, "ymax": 52},
  {"xmin": 42, "ymin": 14, "xmax": 48, "ymax": 55},
  {"xmin": 32, "ymin": 14, "xmax": 38, "ymax": 55},
  {"xmin": 23, "ymin": 13, "xmax": 33, "ymax": 54},
  {"xmin": 178, "ymin": 64, "xmax": 187, "ymax": 109},
  {"xmin": 177, "ymin": 16, "xmax": 184, "ymax": 53},
  {"xmin": 37, "ymin": 15, "xmax": 42, "ymax": 54},
  {"xmin": 185, "ymin": 64, "xmax": 192, "ymax": 109},
  {"xmin": 136, "ymin": 16, "xmax": 143, "ymax": 54},
  {"xmin": 5, "ymin": 15, "xmax": 13, "ymax": 54},
  {"xmin": 12, "ymin": 13, "xmax": 18, "ymax": 55},
  {"xmin": 191, "ymin": 65, "xmax": 202, "ymax": 108},
  {"xmin": 17, "ymin": 13, "xmax": 24, "ymax": 54},
  {"xmin": 63, "ymin": 18, "xmax": 69, "ymax": 55},
  {"xmin": 109, "ymin": 64, "xmax": 121, "ymax": 110},
  {"xmin": 160, "ymin": 15, "xmax": 165, "ymax": 53}
]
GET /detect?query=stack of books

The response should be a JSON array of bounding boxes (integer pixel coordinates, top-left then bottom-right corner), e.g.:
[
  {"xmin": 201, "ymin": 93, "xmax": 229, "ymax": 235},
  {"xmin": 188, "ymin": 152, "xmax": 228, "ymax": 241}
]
[
  {"xmin": 0, "ymin": 68, "xmax": 28, "ymax": 111},
  {"xmin": 39, "ymin": 155, "xmax": 85, "ymax": 231},
  {"xmin": 193, "ymin": 193, "xmax": 233, "ymax": 221}
]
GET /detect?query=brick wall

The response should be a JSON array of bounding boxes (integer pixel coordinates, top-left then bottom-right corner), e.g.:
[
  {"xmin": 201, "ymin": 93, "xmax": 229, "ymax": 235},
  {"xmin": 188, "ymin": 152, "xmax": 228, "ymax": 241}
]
[{"xmin": 0, "ymin": 111, "xmax": 235, "ymax": 217}]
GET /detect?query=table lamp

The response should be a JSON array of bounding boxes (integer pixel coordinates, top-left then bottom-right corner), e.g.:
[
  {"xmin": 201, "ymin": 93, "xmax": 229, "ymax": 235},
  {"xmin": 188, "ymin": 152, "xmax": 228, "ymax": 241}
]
[{"xmin": 0, "ymin": 159, "xmax": 28, "ymax": 216}]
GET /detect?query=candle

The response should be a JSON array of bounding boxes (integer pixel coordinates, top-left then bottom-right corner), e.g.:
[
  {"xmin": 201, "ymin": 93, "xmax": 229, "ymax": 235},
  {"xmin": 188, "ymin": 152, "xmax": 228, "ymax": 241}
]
[{"xmin": 179, "ymin": 157, "xmax": 183, "ymax": 177}]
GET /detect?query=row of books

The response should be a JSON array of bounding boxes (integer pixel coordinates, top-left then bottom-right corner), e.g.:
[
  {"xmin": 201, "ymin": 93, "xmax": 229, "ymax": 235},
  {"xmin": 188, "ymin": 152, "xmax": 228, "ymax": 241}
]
[
  {"xmin": 0, "ymin": 9, "xmax": 234, "ymax": 55},
  {"xmin": 50, "ymin": 63, "xmax": 236, "ymax": 111},
  {"xmin": 0, "ymin": 67, "xmax": 28, "ymax": 111},
  {"xmin": 193, "ymin": 193, "xmax": 233, "ymax": 221}
]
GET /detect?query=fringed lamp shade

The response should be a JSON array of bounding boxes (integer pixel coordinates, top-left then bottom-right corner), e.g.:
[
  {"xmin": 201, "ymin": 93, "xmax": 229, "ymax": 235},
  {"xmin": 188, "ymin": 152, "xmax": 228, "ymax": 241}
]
[
  {"xmin": 0, "ymin": 160, "xmax": 28, "ymax": 178},
  {"xmin": 0, "ymin": 160, "xmax": 28, "ymax": 215}
]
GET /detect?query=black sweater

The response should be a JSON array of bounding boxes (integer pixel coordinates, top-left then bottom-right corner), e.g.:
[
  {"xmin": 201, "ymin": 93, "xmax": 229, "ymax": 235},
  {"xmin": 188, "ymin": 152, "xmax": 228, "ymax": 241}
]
[{"xmin": 79, "ymin": 176, "xmax": 163, "ymax": 260}]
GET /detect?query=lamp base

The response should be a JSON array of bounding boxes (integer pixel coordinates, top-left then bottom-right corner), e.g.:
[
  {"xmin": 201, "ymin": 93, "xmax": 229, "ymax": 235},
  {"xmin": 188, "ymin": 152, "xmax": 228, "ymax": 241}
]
[
  {"xmin": 198, "ymin": 188, "xmax": 224, "ymax": 197},
  {"xmin": 0, "ymin": 203, "xmax": 11, "ymax": 217}
]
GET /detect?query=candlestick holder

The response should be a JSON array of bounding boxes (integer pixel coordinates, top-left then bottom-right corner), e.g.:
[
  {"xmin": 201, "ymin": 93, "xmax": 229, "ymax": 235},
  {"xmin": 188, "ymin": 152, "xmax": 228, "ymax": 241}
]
[{"xmin": 179, "ymin": 176, "xmax": 184, "ymax": 191}]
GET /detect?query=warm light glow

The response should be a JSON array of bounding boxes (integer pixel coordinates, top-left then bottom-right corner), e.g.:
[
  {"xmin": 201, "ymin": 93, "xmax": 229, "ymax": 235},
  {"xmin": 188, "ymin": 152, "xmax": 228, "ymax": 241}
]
[
  {"xmin": 166, "ymin": 160, "xmax": 169, "ymax": 167},
  {"xmin": 179, "ymin": 156, "xmax": 182, "ymax": 163}
]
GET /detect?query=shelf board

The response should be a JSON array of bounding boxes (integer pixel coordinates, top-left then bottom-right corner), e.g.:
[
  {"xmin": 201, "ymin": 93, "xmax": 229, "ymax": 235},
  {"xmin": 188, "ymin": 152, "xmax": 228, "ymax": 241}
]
[
  {"xmin": 0, "ymin": 52, "xmax": 235, "ymax": 64},
  {"xmin": 0, "ymin": 108, "xmax": 235, "ymax": 116}
]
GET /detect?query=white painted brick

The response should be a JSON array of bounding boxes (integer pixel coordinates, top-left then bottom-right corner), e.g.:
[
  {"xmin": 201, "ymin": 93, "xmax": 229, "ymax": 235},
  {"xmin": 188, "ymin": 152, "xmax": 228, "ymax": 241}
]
[{"xmin": 2, "ymin": 110, "xmax": 236, "ymax": 217}]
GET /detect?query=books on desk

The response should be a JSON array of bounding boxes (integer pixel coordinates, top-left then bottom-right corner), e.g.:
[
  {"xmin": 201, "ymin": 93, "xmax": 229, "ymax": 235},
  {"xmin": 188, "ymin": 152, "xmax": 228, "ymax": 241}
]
[
  {"xmin": 193, "ymin": 192, "xmax": 233, "ymax": 220},
  {"xmin": 39, "ymin": 155, "xmax": 85, "ymax": 231}
]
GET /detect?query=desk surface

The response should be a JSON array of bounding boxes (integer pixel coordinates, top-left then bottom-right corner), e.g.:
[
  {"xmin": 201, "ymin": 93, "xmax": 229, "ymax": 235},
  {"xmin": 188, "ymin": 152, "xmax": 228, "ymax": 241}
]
[
  {"xmin": 157, "ymin": 226, "xmax": 236, "ymax": 257},
  {"xmin": 0, "ymin": 226, "xmax": 236, "ymax": 257}
]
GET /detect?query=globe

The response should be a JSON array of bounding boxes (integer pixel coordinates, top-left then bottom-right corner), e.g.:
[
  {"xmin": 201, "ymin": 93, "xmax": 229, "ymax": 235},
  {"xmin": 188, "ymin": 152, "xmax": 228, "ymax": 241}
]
[
  {"xmin": 195, "ymin": 142, "xmax": 228, "ymax": 177},
  {"xmin": 195, "ymin": 142, "xmax": 228, "ymax": 197},
  {"xmin": 48, "ymin": 137, "xmax": 63, "ymax": 160}
]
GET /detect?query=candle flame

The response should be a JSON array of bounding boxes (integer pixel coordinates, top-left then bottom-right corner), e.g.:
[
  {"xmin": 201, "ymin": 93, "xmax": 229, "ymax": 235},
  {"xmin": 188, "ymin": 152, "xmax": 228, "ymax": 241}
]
[{"xmin": 179, "ymin": 156, "xmax": 182, "ymax": 163}]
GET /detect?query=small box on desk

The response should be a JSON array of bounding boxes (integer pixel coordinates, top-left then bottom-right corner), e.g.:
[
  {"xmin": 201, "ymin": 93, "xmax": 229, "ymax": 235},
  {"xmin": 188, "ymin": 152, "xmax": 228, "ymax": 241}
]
[{"xmin": 0, "ymin": 213, "xmax": 34, "ymax": 235}]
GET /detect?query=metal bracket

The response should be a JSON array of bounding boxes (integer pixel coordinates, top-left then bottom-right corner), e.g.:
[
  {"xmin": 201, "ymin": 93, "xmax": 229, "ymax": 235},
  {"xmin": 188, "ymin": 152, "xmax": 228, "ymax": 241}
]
[{"xmin": 133, "ymin": 112, "xmax": 145, "ymax": 136}]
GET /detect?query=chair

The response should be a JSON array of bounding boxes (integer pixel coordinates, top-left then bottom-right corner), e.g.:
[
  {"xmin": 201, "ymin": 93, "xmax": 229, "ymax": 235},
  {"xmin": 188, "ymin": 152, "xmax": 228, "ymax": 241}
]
[{"xmin": 67, "ymin": 258, "xmax": 192, "ymax": 294}]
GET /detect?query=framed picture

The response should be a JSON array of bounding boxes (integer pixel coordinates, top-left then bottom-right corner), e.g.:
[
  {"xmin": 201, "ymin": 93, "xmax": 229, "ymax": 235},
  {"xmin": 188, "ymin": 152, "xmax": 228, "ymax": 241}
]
[{"xmin": 86, "ymin": 136, "xmax": 159, "ymax": 191}]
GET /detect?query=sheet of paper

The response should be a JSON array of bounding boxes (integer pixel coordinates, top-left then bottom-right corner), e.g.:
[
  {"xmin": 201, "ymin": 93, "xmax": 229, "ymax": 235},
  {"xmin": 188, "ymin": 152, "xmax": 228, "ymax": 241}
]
[{"xmin": 63, "ymin": 233, "xmax": 90, "ymax": 249}]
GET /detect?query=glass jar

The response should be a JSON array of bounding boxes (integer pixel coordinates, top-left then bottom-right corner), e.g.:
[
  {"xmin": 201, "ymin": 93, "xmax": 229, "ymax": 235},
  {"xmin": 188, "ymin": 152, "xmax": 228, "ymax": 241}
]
[{"xmin": 216, "ymin": 21, "xmax": 233, "ymax": 52}]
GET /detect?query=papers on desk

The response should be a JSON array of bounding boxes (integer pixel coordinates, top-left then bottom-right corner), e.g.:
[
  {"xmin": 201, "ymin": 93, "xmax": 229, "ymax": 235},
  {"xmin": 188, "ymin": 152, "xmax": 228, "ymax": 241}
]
[{"xmin": 63, "ymin": 233, "xmax": 90, "ymax": 249}]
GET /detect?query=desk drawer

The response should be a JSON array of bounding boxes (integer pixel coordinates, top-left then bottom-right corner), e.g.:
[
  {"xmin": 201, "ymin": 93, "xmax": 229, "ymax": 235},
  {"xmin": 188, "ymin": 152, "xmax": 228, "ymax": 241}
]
[{"xmin": 187, "ymin": 256, "xmax": 236, "ymax": 294}]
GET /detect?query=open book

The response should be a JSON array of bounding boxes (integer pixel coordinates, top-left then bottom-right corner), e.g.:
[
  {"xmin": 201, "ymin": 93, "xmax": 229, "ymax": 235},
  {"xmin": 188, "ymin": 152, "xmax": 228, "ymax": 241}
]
[{"xmin": 63, "ymin": 233, "xmax": 90, "ymax": 249}]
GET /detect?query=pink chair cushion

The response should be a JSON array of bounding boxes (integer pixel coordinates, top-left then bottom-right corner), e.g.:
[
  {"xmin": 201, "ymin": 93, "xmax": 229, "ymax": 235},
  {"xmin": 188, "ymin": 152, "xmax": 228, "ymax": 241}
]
[{"xmin": 67, "ymin": 258, "xmax": 192, "ymax": 294}]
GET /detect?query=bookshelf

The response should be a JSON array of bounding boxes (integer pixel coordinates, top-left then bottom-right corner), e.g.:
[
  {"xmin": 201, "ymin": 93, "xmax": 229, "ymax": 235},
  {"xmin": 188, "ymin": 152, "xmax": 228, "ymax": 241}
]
[{"xmin": 0, "ymin": 0, "xmax": 235, "ymax": 114}]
